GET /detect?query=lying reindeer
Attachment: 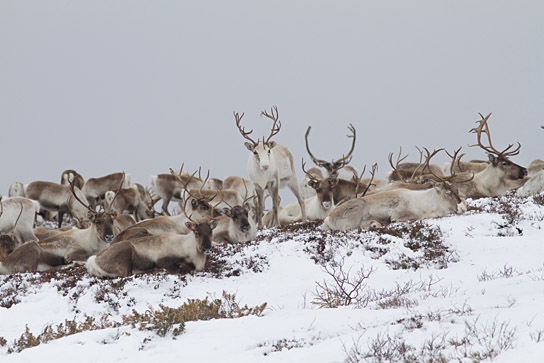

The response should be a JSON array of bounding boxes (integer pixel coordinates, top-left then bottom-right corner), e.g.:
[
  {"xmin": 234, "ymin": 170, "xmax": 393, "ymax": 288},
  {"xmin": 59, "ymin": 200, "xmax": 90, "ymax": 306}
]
[
  {"xmin": 0, "ymin": 184, "xmax": 116, "ymax": 274},
  {"xmin": 322, "ymin": 149, "xmax": 468, "ymax": 231},
  {"xmin": 85, "ymin": 199, "xmax": 218, "ymax": 277},
  {"xmin": 112, "ymin": 172, "xmax": 225, "ymax": 243},
  {"xmin": 212, "ymin": 194, "xmax": 256, "ymax": 244}
]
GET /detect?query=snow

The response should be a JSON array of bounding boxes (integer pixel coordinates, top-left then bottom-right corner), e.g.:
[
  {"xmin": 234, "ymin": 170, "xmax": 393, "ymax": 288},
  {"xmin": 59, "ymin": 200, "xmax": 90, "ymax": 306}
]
[{"xmin": 2, "ymin": 194, "xmax": 544, "ymax": 362}]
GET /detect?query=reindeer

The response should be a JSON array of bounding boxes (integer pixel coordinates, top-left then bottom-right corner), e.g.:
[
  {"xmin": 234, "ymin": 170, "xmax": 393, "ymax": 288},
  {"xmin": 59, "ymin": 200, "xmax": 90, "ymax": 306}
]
[
  {"xmin": 322, "ymin": 149, "xmax": 468, "ymax": 231},
  {"xmin": 527, "ymin": 159, "xmax": 544, "ymax": 178},
  {"xmin": 104, "ymin": 183, "xmax": 155, "ymax": 221},
  {"xmin": 112, "ymin": 171, "xmax": 223, "ymax": 243},
  {"xmin": 0, "ymin": 196, "xmax": 40, "ymax": 246},
  {"xmin": 8, "ymin": 181, "xmax": 25, "ymax": 197},
  {"xmin": 263, "ymin": 161, "xmax": 338, "ymax": 226},
  {"xmin": 450, "ymin": 113, "xmax": 527, "ymax": 199},
  {"xmin": 222, "ymin": 175, "xmax": 258, "ymax": 223},
  {"xmin": 386, "ymin": 146, "xmax": 445, "ymax": 183},
  {"xmin": 24, "ymin": 181, "xmax": 91, "ymax": 228},
  {"xmin": 305, "ymin": 123, "xmax": 358, "ymax": 181},
  {"xmin": 235, "ymin": 106, "xmax": 306, "ymax": 228},
  {"xmin": 211, "ymin": 192, "xmax": 257, "ymax": 244},
  {"xmin": 299, "ymin": 166, "xmax": 324, "ymax": 199},
  {"xmin": 60, "ymin": 169, "xmax": 85, "ymax": 189},
  {"xmin": 85, "ymin": 198, "xmax": 218, "ymax": 277},
  {"xmin": 81, "ymin": 171, "xmax": 132, "ymax": 209},
  {"xmin": 149, "ymin": 167, "xmax": 204, "ymax": 215},
  {"xmin": 305, "ymin": 125, "xmax": 380, "ymax": 203},
  {"xmin": 0, "ymin": 184, "xmax": 116, "ymax": 274}
]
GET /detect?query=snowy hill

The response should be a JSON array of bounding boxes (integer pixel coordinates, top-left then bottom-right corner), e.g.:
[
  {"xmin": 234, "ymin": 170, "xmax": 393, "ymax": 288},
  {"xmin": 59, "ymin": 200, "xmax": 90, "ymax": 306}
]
[{"xmin": 2, "ymin": 194, "xmax": 544, "ymax": 362}]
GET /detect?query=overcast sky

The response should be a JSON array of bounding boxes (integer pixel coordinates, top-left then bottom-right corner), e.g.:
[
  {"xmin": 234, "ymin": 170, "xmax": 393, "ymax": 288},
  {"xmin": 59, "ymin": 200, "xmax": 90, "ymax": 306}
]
[{"xmin": 1, "ymin": 1, "xmax": 542, "ymax": 202}]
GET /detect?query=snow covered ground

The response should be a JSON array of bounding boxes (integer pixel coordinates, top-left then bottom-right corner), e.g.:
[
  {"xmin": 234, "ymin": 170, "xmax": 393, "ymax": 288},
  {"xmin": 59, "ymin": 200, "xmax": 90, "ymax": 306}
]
[{"xmin": 1, "ymin": 194, "xmax": 544, "ymax": 362}]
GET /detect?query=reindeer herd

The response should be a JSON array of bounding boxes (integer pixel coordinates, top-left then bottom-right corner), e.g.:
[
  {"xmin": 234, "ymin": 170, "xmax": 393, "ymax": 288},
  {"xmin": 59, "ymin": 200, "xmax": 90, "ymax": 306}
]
[{"xmin": 0, "ymin": 109, "xmax": 541, "ymax": 278}]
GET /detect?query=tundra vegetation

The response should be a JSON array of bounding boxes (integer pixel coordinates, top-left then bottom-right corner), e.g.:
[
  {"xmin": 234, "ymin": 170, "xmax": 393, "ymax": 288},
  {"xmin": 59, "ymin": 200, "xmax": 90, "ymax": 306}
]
[{"xmin": 1, "ymin": 113, "xmax": 543, "ymax": 361}]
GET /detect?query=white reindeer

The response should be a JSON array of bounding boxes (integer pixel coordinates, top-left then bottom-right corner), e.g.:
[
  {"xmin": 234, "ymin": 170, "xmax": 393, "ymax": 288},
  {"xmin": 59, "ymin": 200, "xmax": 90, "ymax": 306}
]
[{"xmin": 234, "ymin": 106, "xmax": 306, "ymax": 228}]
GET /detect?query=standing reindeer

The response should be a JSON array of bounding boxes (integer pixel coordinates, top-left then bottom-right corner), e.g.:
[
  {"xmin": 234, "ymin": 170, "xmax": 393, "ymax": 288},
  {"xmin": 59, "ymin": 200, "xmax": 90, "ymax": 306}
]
[
  {"xmin": 149, "ymin": 167, "xmax": 204, "ymax": 215},
  {"xmin": 24, "ymin": 181, "xmax": 91, "ymax": 228},
  {"xmin": 81, "ymin": 171, "xmax": 131, "ymax": 209},
  {"xmin": 60, "ymin": 169, "xmax": 85, "ymax": 190},
  {"xmin": 234, "ymin": 105, "xmax": 306, "ymax": 228}
]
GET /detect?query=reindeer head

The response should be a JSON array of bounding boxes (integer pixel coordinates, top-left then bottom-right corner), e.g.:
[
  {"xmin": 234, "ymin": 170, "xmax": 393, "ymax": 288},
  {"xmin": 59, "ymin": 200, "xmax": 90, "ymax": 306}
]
[
  {"xmin": 235, "ymin": 106, "xmax": 282, "ymax": 171},
  {"xmin": 89, "ymin": 210, "xmax": 116, "ymax": 243},
  {"xmin": 470, "ymin": 113, "xmax": 527, "ymax": 182},
  {"xmin": 70, "ymin": 179, "xmax": 118, "ymax": 242},
  {"xmin": 302, "ymin": 160, "xmax": 337, "ymax": 210},
  {"xmin": 185, "ymin": 219, "xmax": 218, "ymax": 255}
]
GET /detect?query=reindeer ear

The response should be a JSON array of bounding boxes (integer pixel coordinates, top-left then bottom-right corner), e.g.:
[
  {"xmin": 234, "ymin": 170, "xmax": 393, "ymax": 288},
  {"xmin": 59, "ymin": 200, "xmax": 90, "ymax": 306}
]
[
  {"xmin": 185, "ymin": 221, "xmax": 194, "ymax": 230},
  {"xmin": 488, "ymin": 153, "xmax": 498, "ymax": 165},
  {"xmin": 267, "ymin": 141, "xmax": 277, "ymax": 149},
  {"xmin": 308, "ymin": 180, "xmax": 318, "ymax": 189},
  {"xmin": 87, "ymin": 210, "xmax": 95, "ymax": 219},
  {"xmin": 244, "ymin": 142, "xmax": 255, "ymax": 151},
  {"xmin": 223, "ymin": 207, "xmax": 231, "ymax": 217},
  {"xmin": 210, "ymin": 219, "xmax": 219, "ymax": 230},
  {"xmin": 329, "ymin": 178, "xmax": 339, "ymax": 187}
]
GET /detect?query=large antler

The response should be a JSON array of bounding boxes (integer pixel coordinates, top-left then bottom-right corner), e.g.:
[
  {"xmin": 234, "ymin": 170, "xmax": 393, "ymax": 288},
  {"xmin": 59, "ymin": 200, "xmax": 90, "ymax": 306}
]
[
  {"xmin": 69, "ymin": 179, "xmax": 95, "ymax": 215},
  {"xmin": 424, "ymin": 147, "xmax": 474, "ymax": 184},
  {"xmin": 305, "ymin": 123, "xmax": 356, "ymax": 173},
  {"xmin": 469, "ymin": 113, "xmax": 521, "ymax": 158},
  {"xmin": 388, "ymin": 147, "xmax": 411, "ymax": 183},
  {"xmin": 234, "ymin": 110, "xmax": 258, "ymax": 146},
  {"xmin": 301, "ymin": 159, "xmax": 321, "ymax": 186},
  {"xmin": 260, "ymin": 105, "xmax": 282, "ymax": 145}
]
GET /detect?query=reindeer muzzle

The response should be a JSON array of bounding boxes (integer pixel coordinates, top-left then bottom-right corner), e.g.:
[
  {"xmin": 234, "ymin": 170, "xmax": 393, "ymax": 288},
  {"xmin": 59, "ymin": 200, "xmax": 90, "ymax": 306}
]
[
  {"xmin": 241, "ymin": 223, "xmax": 251, "ymax": 233},
  {"xmin": 104, "ymin": 234, "xmax": 115, "ymax": 243}
]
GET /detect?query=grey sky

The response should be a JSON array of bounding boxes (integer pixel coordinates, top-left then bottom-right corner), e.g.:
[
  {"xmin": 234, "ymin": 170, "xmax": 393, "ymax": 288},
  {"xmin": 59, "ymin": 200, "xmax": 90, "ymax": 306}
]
[{"xmin": 1, "ymin": 1, "xmax": 543, "ymax": 204}]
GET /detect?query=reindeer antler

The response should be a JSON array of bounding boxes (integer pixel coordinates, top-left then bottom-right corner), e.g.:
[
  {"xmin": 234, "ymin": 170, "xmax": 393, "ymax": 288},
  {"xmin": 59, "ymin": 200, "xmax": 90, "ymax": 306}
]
[
  {"xmin": 260, "ymin": 105, "xmax": 282, "ymax": 145},
  {"xmin": 424, "ymin": 147, "xmax": 474, "ymax": 184},
  {"xmin": 234, "ymin": 110, "xmax": 258, "ymax": 146},
  {"xmin": 388, "ymin": 147, "xmax": 410, "ymax": 183},
  {"xmin": 69, "ymin": 179, "xmax": 95, "ymax": 215},
  {"xmin": 305, "ymin": 123, "xmax": 356, "ymax": 173},
  {"xmin": 469, "ymin": 113, "xmax": 521, "ymax": 158}
]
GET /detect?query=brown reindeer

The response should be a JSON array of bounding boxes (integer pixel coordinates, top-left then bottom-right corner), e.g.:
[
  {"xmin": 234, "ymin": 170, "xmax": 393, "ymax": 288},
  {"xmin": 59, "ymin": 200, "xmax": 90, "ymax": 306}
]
[
  {"xmin": 24, "ymin": 181, "xmax": 91, "ymax": 228},
  {"xmin": 305, "ymin": 123, "xmax": 358, "ymax": 181},
  {"xmin": 104, "ymin": 183, "xmax": 155, "ymax": 221},
  {"xmin": 0, "ymin": 183, "xmax": 116, "ymax": 274},
  {"xmin": 85, "ymin": 197, "xmax": 218, "ymax": 277},
  {"xmin": 452, "ymin": 113, "xmax": 527, "ymax": 198},
  {"xmin": 322, "ymin": 149, "xmax": 468, "ymax": 231},
  {"xmin": 149, "ymin": 166, "xmax": 205, "ymax": 215},
  {"xmin": 81, "ymin": 171, "xmax": 131, "ymax": 209},
  {"xmin": 60, "ymin": 169, "xmax": 85, "ymax": 190}
]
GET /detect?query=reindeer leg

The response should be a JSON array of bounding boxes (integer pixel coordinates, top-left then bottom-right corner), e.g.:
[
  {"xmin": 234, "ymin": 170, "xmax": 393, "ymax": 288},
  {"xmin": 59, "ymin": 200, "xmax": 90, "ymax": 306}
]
[
  {"xmin": 287, "ymin": 179, "xmax": 307, "ymax": 222},
  {"xmin": 269, "ymin": 183, "xmax": 281, "ymax": 228},
  {"xmin": 255, "ymin": 187, "xmax": 265, "ymax": 229}
]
